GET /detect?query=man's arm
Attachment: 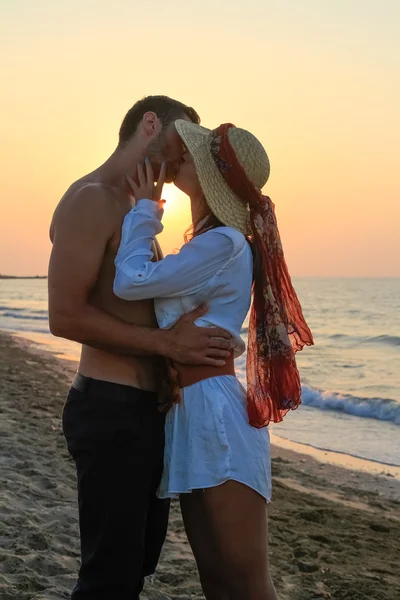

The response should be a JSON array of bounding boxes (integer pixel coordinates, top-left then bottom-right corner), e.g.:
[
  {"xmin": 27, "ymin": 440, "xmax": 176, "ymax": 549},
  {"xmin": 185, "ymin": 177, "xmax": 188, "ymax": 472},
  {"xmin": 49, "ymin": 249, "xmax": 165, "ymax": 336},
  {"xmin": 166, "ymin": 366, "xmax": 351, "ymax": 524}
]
[{"xmin": 48, "ymin": 186, "xmax": 231, "ymax": 365}]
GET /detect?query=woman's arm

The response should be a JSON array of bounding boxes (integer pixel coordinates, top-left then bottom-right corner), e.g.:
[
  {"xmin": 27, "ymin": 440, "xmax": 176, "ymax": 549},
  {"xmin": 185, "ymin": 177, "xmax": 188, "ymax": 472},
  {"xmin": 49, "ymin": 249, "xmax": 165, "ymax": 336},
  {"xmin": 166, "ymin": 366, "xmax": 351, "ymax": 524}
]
[{"xmin": 114, "ymin": 199, "xmax": 240, "ymax": 301}]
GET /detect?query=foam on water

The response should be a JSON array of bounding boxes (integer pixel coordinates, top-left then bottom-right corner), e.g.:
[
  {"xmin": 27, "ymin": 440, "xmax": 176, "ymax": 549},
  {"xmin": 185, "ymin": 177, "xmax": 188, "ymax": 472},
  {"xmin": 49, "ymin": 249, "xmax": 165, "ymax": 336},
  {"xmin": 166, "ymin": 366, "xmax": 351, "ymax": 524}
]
[{"xmin": 301, "ymin": 385, "xmax": 400, "ymax": 425}]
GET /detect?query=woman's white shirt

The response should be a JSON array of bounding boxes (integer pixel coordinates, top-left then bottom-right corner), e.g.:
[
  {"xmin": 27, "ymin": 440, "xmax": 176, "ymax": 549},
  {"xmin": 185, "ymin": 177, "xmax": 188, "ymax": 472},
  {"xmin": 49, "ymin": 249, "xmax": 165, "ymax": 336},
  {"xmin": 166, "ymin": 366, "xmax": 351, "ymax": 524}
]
[{"xmin": 113, "ymin": 199, "xmax": 253, "ymax": 357}]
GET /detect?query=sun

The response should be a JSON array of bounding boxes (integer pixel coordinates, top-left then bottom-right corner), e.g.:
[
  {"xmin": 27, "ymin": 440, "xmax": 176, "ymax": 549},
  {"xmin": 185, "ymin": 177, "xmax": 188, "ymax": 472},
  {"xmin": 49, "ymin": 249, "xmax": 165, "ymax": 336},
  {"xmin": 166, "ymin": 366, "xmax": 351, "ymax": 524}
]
[
  {"xmin": 161, "ymin": 184, "xmax": 183, "ymax": 212},
  {"xmin": 161, "ymin": 184, "xmax": 191, "ymax": 222},
  {"xmin": 157, "ymin": 184, "xmax": 192, "ymax": 254}
]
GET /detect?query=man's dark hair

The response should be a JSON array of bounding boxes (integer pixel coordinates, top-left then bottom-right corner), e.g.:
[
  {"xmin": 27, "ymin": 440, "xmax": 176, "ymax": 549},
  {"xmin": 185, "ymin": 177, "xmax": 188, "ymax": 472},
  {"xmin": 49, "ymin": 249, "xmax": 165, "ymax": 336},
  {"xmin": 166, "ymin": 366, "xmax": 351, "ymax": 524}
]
[{"xmin": 119, "ymin": 95, "xmax": 200, "ymax": 145}]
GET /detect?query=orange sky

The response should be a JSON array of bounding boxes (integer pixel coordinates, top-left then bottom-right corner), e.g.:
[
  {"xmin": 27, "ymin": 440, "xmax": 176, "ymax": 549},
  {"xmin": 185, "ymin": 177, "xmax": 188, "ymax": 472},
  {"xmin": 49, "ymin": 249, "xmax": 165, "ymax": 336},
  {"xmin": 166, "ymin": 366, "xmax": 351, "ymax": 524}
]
[{"xmin": 1, "ymin": 0, "xmax": 399, "ymax": 276}]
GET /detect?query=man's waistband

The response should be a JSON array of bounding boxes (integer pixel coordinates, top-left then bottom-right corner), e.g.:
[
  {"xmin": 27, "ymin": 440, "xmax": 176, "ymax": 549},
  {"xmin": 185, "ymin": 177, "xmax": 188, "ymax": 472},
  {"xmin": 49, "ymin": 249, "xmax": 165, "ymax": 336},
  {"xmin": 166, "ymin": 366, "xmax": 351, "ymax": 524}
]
[{"xmin": 71, "ymin": 373, "xmax": 158, "ymax": 403}]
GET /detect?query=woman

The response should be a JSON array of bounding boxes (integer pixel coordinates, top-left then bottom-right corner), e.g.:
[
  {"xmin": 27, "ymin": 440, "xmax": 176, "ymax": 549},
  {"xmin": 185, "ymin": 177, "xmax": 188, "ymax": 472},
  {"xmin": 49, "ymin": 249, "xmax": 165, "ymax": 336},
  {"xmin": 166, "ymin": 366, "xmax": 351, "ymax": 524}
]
[{"xmin": 114, "ymin": 121, "xmax": 313, "ymax": 600}]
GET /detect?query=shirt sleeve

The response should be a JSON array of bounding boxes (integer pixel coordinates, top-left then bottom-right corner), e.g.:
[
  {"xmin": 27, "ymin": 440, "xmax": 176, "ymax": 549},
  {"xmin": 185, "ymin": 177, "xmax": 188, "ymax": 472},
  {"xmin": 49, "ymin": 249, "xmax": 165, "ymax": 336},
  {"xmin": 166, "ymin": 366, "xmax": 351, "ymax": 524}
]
[{"xmin": 113, "ymin": 199, "xmax": 240, "ymax": 301}]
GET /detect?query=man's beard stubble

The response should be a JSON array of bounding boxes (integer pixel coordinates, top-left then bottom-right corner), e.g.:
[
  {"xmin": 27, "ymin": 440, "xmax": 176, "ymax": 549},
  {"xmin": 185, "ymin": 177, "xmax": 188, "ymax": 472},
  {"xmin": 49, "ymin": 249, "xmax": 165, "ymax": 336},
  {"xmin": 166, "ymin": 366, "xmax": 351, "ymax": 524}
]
[{"xmin": 146, "ymin": 133, "xmax": 177, "ymax": 183}]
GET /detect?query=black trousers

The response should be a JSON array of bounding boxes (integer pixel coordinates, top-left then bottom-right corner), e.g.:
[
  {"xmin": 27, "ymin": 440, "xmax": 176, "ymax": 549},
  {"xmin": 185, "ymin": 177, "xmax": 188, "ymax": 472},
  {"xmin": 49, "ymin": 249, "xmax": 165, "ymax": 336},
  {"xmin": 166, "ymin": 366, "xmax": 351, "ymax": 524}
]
[{"xmin": 62, "ymin": 375, "xmax": 170, "ymax": 600}]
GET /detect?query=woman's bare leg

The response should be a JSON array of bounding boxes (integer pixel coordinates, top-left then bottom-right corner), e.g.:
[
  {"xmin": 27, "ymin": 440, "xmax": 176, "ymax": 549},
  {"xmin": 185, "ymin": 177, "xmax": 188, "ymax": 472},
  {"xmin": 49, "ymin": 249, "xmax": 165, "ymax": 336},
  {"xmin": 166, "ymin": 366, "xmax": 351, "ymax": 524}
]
[
  {"xmin": 180, "ymin": 491, "xmax": 230, "ymax": 600},
  {"xmin": 202, "ymin": 481, "xmax": 278, "ymax": 600}
]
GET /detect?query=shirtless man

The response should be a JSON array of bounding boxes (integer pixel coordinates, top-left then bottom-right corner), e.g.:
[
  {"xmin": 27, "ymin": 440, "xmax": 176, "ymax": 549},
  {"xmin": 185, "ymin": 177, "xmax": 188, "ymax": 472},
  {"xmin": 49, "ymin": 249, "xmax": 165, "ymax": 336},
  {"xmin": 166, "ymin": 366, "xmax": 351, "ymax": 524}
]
[{"xmin": 48, "ymin": 96, "xmax": 232, "ymax": 600}]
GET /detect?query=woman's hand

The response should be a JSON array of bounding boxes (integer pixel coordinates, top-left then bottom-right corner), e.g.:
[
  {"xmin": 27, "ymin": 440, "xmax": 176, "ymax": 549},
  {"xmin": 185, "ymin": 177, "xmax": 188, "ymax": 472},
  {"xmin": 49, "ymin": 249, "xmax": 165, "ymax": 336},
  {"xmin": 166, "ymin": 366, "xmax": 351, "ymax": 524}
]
[{"xmin": 125, "ymin": 158, "xmax": 166, "ymax": 204}]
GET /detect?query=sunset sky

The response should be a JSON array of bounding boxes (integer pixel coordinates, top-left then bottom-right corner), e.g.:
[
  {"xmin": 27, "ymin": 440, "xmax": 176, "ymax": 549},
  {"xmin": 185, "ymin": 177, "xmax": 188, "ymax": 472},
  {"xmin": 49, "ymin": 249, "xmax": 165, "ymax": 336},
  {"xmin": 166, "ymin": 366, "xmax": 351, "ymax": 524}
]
[{"xmin": 1, "ymin": 0, "xmax": 399, "ymax": 277}]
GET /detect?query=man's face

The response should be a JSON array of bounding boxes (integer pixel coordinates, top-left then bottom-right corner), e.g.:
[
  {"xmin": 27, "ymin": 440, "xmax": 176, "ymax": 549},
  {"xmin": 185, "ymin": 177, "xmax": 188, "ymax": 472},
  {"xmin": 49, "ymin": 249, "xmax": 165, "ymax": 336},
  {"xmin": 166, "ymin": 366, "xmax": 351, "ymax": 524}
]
[{"xmin": 146, "ymin": 115, "xmax": 192, "ymax": 183}]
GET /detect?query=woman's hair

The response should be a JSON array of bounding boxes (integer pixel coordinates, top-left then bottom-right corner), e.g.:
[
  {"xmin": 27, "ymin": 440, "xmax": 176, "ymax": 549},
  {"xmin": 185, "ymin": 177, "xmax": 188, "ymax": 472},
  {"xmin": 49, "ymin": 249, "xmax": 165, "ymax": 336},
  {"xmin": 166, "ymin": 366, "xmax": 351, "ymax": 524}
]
[{"xmin": 184, "ymin": 211, "xmax": 224, "ymax": 243}]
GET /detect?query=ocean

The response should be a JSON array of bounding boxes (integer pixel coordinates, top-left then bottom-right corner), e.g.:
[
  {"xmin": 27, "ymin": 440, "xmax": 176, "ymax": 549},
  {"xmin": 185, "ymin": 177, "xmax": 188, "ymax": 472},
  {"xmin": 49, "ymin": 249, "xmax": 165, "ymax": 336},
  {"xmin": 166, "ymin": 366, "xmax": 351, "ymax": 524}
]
[{"xmin": 1, "ymin": 277, "xmax": 399, "ymax": 467}]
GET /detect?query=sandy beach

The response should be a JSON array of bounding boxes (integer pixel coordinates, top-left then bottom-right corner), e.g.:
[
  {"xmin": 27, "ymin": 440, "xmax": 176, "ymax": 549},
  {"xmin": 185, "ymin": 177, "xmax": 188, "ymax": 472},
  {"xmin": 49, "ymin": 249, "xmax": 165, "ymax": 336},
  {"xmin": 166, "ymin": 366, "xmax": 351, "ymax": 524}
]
[{"xmin": 0, "ymin": 331, "xmax": 399, "ymax": 600}]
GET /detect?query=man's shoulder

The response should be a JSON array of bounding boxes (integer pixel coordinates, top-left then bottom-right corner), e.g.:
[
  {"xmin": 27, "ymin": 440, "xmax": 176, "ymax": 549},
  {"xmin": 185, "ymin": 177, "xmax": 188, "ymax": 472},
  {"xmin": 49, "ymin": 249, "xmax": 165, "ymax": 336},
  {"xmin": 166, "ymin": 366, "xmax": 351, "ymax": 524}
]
[
  {"xmin": 62, "ymin": 178, "xmax": 121, "ymax": 208},
  {"xmin": 57, "ymin": 178, "xmax": 125, "ymax": 219},
  {"xmin": 50, "ymin": 180, "xmax": 123, "ymax": 241}
]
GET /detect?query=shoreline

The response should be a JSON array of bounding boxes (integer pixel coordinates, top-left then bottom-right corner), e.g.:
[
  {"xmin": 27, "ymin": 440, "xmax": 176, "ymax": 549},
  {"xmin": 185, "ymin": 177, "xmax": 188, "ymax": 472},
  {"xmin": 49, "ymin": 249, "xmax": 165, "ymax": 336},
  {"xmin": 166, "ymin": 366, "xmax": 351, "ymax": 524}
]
[
  {"xmin": 6, "ymin": 328, "xmax": 400, "ymax": 482},
  {"xmin": 1, "ymin": 329, "xmax": 399, "ymax": 599},
  {"xmin": 270, "ymin": 433, "xmax": 400, "ymax": 480}
]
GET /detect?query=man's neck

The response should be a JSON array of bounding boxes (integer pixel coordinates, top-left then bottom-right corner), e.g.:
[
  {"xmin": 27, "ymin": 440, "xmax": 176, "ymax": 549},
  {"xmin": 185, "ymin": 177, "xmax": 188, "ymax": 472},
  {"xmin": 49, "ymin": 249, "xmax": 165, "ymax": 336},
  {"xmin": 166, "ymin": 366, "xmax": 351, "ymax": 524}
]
[{"xmin": 95, "ymin": 145, "xmax": 143, "ymax": 190}]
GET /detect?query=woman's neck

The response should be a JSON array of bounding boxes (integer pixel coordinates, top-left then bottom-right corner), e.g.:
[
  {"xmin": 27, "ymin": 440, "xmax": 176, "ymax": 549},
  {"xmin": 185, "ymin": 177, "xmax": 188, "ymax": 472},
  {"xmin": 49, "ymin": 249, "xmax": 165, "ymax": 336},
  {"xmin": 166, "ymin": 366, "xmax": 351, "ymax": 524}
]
[{"xmin": 190, "ymin": 193, "xmax": 207, "ymax": 227}]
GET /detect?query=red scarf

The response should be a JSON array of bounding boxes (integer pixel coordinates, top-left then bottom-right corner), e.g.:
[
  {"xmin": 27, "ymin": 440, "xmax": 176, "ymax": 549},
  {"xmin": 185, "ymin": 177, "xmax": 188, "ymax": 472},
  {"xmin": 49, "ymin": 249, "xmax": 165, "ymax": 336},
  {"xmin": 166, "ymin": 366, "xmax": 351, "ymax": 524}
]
[{"xmin": 211, "ymin": 124, "xmax": 314, "ymax": 427}]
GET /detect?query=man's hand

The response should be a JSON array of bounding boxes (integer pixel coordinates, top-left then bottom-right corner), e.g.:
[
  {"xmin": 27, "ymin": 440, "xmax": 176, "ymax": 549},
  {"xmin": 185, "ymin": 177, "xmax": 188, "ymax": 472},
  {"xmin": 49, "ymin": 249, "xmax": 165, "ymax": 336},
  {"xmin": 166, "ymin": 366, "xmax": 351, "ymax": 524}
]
[{"xmin": 163, "ymin": 305, "xmax": 233, "ymax": 366}]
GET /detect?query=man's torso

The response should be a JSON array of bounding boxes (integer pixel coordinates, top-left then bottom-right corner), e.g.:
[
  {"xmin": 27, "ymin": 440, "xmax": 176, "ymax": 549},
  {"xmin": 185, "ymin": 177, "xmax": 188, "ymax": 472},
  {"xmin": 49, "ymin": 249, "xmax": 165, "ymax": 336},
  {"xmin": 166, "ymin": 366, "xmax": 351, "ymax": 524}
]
[{"xmin": 51, "ymin": 173, "xmax": 162, "ymax": 391}]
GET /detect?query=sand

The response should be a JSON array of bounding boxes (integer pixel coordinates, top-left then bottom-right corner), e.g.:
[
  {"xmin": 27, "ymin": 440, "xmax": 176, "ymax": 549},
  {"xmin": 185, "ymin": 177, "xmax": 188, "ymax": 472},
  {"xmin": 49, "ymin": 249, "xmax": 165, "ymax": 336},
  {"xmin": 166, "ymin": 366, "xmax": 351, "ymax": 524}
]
[{"xmin": 0, "ymin": 331, "xmax": 399, "ymax": 600}]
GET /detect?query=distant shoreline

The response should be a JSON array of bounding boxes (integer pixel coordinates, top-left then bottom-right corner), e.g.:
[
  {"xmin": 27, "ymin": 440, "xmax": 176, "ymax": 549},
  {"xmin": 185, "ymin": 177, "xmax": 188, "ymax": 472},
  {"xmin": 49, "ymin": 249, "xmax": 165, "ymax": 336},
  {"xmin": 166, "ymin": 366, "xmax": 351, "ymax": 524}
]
[{"xmin": 0, "ymin": 275, "xmax": 47, "ymax": 279}]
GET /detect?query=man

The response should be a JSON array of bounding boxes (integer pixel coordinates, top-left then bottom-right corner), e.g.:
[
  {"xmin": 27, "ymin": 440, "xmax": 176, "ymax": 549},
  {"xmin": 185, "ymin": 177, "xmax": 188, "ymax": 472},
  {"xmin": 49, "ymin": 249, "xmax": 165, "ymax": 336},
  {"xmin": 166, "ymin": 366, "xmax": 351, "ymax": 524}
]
[{"xmin": 48, "ymin": 95, "xmax": 232, "ymax": 599}]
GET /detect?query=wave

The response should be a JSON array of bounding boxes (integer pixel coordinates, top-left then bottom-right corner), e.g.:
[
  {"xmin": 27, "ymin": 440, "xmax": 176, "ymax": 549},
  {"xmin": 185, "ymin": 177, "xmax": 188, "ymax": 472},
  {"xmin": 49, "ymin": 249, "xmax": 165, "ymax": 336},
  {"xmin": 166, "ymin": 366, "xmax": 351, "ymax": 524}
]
[
  {"xmin": 0, "ymin": 322, "xmax": 50, "ymax": 334},
  {"xmin": 301, "ymin": 385, "xmax": 400, "ymax": 425},
  {"xmin": 324, "ymin": 333, "xmax": 400, "ymax": 347},
  {"xmin": 364, "ymin": 335, "xmax": 400, "ymax": 347},
  {"xmin": 0, "ymin": 311, "xmax": 48, "ymax": 321},
  {"xmin": 0, "ymin": 306, "xmax": 47, "ymax": 312},
  {"xmin": 240, "ymin": 326, "xmax": 400, "ymax": 349}
]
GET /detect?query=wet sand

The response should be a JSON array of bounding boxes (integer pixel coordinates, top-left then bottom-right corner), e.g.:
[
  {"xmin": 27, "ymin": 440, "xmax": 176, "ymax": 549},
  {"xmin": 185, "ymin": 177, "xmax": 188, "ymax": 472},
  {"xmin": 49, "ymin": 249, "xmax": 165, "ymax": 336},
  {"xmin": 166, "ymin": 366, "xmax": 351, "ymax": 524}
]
[{"xmin": 0, "ymin": 331, "xmax": 399, "ymax": 599}]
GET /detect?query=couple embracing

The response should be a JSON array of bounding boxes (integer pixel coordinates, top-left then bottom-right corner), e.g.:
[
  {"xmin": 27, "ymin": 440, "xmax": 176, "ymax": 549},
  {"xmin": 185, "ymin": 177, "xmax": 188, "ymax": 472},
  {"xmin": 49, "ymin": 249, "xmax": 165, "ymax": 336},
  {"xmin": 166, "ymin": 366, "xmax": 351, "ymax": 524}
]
[{"xmin": 49, "ymin": 95, "xmax": 313, "ymax": 600}]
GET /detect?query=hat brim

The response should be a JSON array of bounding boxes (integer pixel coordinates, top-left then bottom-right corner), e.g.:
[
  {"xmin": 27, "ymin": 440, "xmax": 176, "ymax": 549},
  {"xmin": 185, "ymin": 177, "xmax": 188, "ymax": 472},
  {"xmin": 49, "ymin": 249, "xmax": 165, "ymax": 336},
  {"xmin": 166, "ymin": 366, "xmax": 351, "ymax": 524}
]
[{"xmin": 175, "ymin": 120, "xmax": 250, "ymax": 235}]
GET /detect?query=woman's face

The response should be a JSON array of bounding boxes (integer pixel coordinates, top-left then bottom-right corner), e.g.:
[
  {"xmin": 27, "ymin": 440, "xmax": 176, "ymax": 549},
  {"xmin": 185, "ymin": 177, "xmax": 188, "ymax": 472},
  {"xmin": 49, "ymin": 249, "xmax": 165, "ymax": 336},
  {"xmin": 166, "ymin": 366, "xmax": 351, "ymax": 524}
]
[{"xmin": 174, "ymin": 150, "xmax": 203, "ymax": 197}]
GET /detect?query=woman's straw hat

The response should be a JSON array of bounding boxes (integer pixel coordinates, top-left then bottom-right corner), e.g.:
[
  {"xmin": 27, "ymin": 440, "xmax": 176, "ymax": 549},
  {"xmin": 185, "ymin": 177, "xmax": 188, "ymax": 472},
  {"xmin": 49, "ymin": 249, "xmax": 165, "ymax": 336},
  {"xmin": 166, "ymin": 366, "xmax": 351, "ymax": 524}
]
[{"xmin": 175, "ymin": 120, "xmax": 270, "ymax": 235}]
